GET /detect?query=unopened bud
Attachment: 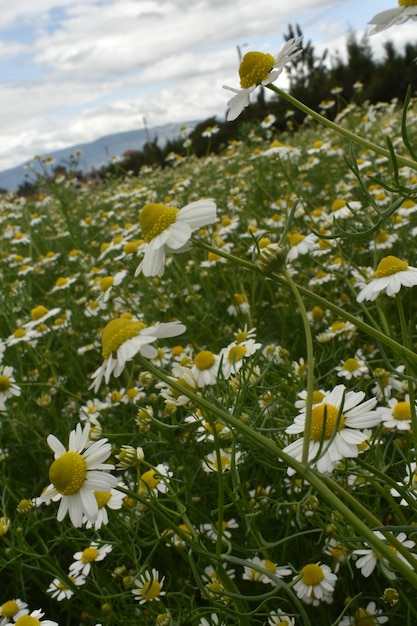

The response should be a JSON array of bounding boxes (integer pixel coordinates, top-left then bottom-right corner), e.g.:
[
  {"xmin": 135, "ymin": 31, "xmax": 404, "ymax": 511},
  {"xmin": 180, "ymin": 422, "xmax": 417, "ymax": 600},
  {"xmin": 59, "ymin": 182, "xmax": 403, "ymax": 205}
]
[{"xmin": 257, "ymin": 243, "xmax": 285, "ymax": 274}]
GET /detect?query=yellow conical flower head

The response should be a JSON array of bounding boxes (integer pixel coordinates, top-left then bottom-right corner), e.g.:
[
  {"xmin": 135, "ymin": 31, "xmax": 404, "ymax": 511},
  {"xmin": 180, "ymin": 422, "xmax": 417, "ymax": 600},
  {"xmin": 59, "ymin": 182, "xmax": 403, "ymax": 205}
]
[
  {"xmin": 374, "ymin": 255, "xmax": 408, "ymax": 278},
  {"xmin": 101, "ymin": 318, "xmax": 147, "ymax": 359},
  {"xmin": 49, "ymin": 451, "xmax": 87, "ymax": 495},
  {"xmin": 300, "ymin": 563, "xmax": 324, "ymax": 585},
  {"xmin": 239, "ymin": 52, "xmax": 275, "ymax": 89},
  {"xmin": 399, "ymin": 0, "xmax": 417, "ymax": 6},
  {"xmin": 310, "ymin": 403, "xmax": 345, "ymax": 441},
  {"xmin": 139, "ymin": 203, "xmax": 179, "ymax": 242}
]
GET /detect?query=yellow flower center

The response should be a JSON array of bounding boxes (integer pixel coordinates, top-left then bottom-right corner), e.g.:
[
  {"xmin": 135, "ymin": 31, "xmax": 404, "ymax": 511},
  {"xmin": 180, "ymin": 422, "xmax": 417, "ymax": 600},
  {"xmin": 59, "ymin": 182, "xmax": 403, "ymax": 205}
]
[
  {"xmin": 264, "ymin": 559, "xmax": 276, "ymax": 573},
  {"xmin": 101, "ymin": 318, "xmax": 146, "ymax": 359},
  {"xmin": 100, "ymin": 276, "xmax": 114, "ymax": 291},
  {"xmin": 312, "ymin": 390, "xmax": 326, "ymax": 404},
  {"xmin": 330, "ymin": 321, "xmax": 346, "ymax": 332},
  {"xmin": 399, "ymin": 0, "xmax": 417, "ymax": 5},
  {"xmin": 287, "ymin": 233, "xmax": 305, "ymax": 246},
  {"xmin": 342, "ymin": 358, "xmax": 360, "ymax": 372},
  {"xmin": 15, "ymin": 617, "xmax": 40, "ymax": 626},
  {"xmin": 374, "ymin": 255, "xmax": 408, "ymax": 278},
  {"xmin": 375, "ymin": 230, "xmax": 389, "ymax": 244},
  {"xmin": 352, "ymin": 608, "xmax": 375, "ymax": 626},
  {"xmin": 1, "ymin": 600, "xmax": 19, "ymax": 617},
  {"xmin": 392, "ymin": 401, "xmax": 411, "ymax": 421},
  {"xmin": 141, "ymin": 579, "xmax": 162, "ymax": 601},
  {"xmin": 123, "ymin": 240, "xmax": 141, "ymax": 254},
  {"xmin": 310, "ymin": 403, "xmax": 344, "ymax": 441},
  {"xmin": 301, "ymin": 563, "xmax": 324, "ymax": 586},
  {"xmin": 82, "ymin": 547, "xmax": 99, "ymax": 563},
  {"xmin": 139, "ymin": 203, "xmax": 179, "ymax": 242},
  {"xmin": 227, "ymin": 345, "xmax": 247, "ymax": 364},
  {"xmin": 49, "ymin": 451, "xmax": 87, "ymax": 495},
  {"xmin": 139, "ymin": 469, "xmax": 161, "ymax": 494},
  {"xmin": 0, "ymin": 376, "xmax": 11, "ymax": 392},
  {"xmin": 13, "ymin": 328, "xmax": 26, "ymax": 338},
  {"xmin": 94, "ymin": 491, "xmax": 111, "ymax": 509},
  {"xmin": 331, "ymin": 199, "xmax": 346, "ymax": 212},
  {"xmin": 239, "ymin": 51, "xmax": 275, "ymax": 89},
  {"xmin": 55, "ymin": 277, "xmax": 68, "ymax": 287},
  {"xmin": 311, "ymin": 306, "xmax": 324, "ymax": 321},
  {"xmin": 31, "ymin": 305, "xmax": 48, "ymax": 320},
  {"xmin": 194, "ymin": 350, "xmax": 215, "ymax": 370}
]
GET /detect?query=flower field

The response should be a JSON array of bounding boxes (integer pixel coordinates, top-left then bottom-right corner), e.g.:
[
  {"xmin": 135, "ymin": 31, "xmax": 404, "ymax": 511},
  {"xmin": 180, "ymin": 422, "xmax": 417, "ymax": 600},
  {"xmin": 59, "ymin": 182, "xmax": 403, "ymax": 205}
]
[{"xmin": 2, "ymin": 45, "xmax": 417, "ymax": 625}]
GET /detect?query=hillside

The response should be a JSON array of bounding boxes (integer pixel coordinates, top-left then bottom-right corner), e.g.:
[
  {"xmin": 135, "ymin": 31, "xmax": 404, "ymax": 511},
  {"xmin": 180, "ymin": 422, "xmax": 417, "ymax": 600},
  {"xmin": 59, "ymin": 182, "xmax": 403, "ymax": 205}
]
[{"xmin": 0, "ymin": 120, "xmax": 199, "ymax": 192}]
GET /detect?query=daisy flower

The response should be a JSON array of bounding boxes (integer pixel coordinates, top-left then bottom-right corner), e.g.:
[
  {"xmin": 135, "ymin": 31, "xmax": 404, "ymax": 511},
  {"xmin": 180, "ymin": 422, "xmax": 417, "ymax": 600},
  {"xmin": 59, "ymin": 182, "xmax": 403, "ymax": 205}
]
[
  {"xmin": 138, "ymin": 463, "xmax": 173, "ymax": 498},
  {"xmin": 191, "ymin": 350, "xmax": 221, "ymax": 387},
  {"xmin": 0, "ymin": 599, "xmax": 28, "ymax": 625},
  {"xmin": 47, "ymin": 573, "xmax": 86, "ymax": 601},
  {"xmin": 135, "ymin": 199, "xmax": 217, "ymax": 276},
  {"xmin": 89, "ymin": 316, "xmax": 186, "ymax": 392},
  {"xmin": 199, "ymin": 614, "xmax": 225, "ymax": 626},
  {"xmin": 2, "ymin": 609, "xmax": 58, "ymax": 626},
  {"xmin": 83, "ymin": 482, "xmax": 126, "ymax": 529},
  {"xmin": 379, "ymin": 395, "xmax": 416, "ymax": 430},
  {"xmin": 390, "ymin": 461, "xmax": 417, "ymax": 505},
  {"xmin": 268, "ymin": 610, "xmax": 296, "ymax": 626},
  {"xmin": 336, "ymin": 354, "xmax": 368, "ymax": 380},
  {"xmin": 242, "ymin": 555, "xmax": 292, "ymax": 583},
  {"xmin": 338, "ymin": 601, "xmax": 388, "ymax": 625},
  {"xmin": 220, "ymin": 338, "xmax": 262, "ymax": 379},
  {"xmin": 283, "ymin": 384, "xmax": 381, "ymax": 475},
  {"xmin": 0, "ymin": 365, "xmax": 21, "ymax": 410},
  {"xmin": 368, "ymin": 1, "xmax": 417, "ymax": 34},
  {"xmin": 293, "ymin": 562, "xmax": 337, "ymax": 606},
  {"xmin": 69, "ymin": 541, "xmax": 113, "ymax": 576},
  {"xmin": 356, "ymin": 255, "xmax": 417, "ymax": 302},
  {"xmin": 132, "ymin": 568, "xmax": 166, "ymax": 604},
  {"xmin": 353, "ymin": 530, "xmax": 415, "ymax": 580},
  {"xmin": 202, "ymin": 448, "xmax": 243, "ymax": 473},
  {"xmin": 223, "ymin": 37, "xmax": 302, "ymax": 121},
  {"xmin": 286, "ymin": 232, "xmax": 318, "ymax": 262},
  {"xmin": 39, "ymin": 422, "xmax": 118, "ymax": 528}
]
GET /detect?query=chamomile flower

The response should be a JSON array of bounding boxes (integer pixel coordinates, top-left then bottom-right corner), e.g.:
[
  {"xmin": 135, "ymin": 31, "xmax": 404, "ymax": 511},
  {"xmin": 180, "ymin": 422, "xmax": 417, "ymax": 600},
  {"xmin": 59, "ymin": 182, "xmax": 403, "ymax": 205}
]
[
  {"xmin": 135, "ymin": 199, "xmax": 217, "ymax": 276},
  {"xmin": 83, "ymin": 483, "xmax": 126, "ymax": 529},
  {"xmin": 3, "ymin": 609, "xmax": 58, "ymax": 626},
  {"xmin": 132, "ymin": 568, "xmax": 166, "ymax": 604},
  {"xmin": 89, "ymin": 316, "xmax": 186, "ymax": 392},
  {"xmin": 0, "ymin": 365, "xmax": 21, "ymax": 410},
  {"xmin": 379, "ymin": 395, "xmax": 416, "ymax": 430},
  {"xmin": 39, "ymin": 423, "xmax": 118, "ymax": 528},
  {"xmin": 47, "ymin": 573, "xmax": 86, "ymax": 600},
  {"xmin": 220, "ymin": 338, "xmax": 262, "ymax": 379},
  {"xmin": 69, "ymin": 541, "xmax": 113, "ymax": 576},
  {"xmin": 338, "ymin": 601, "xmax": 388, "ymax": 625},
  {"xmin": 283, "ymin": 384, "xmax": 381, "ymax": 475},
  {"xmin": 292, "ymin": 562, "xmax": 337, "ymax": 606},
  {"xmin": 353, "ymin": 530, "xmax": 415, "ymax": 580},
  {"xmin": 336, "ymin": 353, "xmax": 369, "ymax": 380},
  {"xmin": 268, "ymin": 610, "xmax": 296, "ymax": 626},
  {"xmin": 369, "ymin": 1, "xmax": 417, "ymax": 34},
  {"xmin": 202, "ymin": 448, "xmax": 243, "ymax": 473},
  {"xmin": 0, "ymin": 599, "xmax": 28, "ymax": 625},
  {"xmin": 199, "ymin": 615, "xmax": 225, "ymax": 626},
  {"xmin": 191, "ymin": 350, "xmax": 221, "ymax": 387},
  {"xmin": 138, "ymin": 463, "xmax": 173, "ymax": 497},
  {"xmin": 286, "ymin": 232, "xmax": 318, "ymax": 262},
  {"xmin": 356, "ymin": 255, "xmax": 417, "ymax": 302},
  {"xmin": 242, "ymin": 555, "xmax": 292, "ymax": 583},
  {"xmin": 223, "ymin": 37, "xmax": 302, "ymax": 121}
]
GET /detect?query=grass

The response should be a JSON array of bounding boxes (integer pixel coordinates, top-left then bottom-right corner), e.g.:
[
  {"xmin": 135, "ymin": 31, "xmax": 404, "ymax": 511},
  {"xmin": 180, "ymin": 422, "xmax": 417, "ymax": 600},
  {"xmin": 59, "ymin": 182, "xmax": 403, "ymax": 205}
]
[{"xmin": 1, "ymin": 91, "xmax": 417, "ymax": 626}]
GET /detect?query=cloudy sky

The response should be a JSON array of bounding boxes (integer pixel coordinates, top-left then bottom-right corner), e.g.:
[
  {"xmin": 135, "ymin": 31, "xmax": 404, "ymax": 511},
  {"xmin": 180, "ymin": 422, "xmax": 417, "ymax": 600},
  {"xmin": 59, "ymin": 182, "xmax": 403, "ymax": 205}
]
[{"xmin": 0, "ymin": 0, "xmax": 414, "ymax": 172}]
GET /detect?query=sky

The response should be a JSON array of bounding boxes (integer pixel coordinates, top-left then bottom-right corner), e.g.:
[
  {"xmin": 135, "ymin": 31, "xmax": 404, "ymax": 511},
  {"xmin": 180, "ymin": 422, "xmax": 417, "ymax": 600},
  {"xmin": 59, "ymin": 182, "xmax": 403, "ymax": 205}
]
[{"xmin": 0, "ymin": 0, "xmax": 415, "ymax": 172}]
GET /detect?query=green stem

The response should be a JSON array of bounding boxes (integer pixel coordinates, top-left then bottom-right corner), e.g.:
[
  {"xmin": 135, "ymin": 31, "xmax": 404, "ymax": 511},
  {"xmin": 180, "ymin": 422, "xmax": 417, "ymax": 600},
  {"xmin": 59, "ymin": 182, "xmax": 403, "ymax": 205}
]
[
  {"xmin": 396, "ymin": 294, "xmax": 417, "ymax": 460},
  {"xmin": 284, "ymin": 269, "xmax": 315, "ymax": 466},
  {"xmin": 136, "ymin": 354, "xmax": 417, "ymax": 587},
  {"xmin": 269, "ymin": 85, "xmax": 417, "ymax": 172}
]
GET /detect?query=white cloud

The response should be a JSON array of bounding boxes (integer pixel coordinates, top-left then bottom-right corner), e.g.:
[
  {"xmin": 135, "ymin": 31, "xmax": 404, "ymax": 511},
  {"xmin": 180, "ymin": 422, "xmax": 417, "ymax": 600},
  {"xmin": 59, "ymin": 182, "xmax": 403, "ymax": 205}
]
[{"xmin": 0, "ymin": 0, "xmax": 413, "ymax": 173}]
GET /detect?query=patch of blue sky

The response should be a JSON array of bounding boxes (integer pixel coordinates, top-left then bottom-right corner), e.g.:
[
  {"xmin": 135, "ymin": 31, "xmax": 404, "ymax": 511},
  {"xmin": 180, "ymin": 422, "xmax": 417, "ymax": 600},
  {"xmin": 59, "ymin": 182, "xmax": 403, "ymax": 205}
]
[{"xmin": 0, "ymin": 56, "xmax": 47, "ymax": 83}]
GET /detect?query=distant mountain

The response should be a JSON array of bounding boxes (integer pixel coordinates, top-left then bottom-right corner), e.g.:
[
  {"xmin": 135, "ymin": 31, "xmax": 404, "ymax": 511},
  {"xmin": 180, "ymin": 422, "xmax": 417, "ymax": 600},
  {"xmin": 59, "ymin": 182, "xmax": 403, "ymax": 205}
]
[{"xmin": 0, "ymin": 120, "xmax": 199, "ymax": 192}]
